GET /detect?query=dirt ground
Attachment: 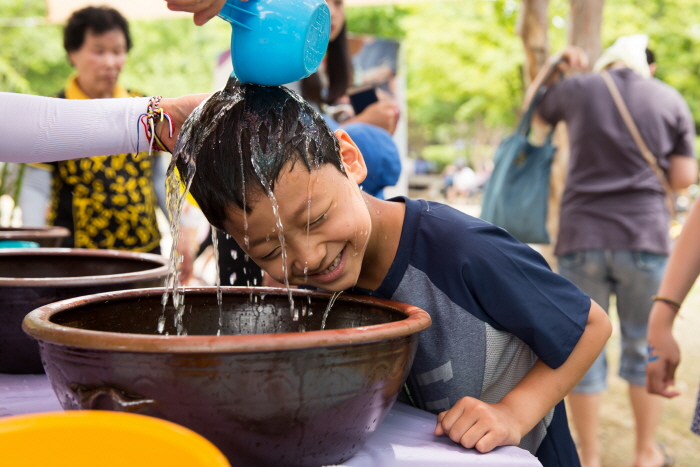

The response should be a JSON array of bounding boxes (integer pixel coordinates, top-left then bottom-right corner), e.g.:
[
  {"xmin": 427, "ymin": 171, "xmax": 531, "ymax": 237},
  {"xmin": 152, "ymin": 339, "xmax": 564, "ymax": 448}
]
[{"xmin": 590, "ymin": 283, "xmax": 700, "ymax": 467}]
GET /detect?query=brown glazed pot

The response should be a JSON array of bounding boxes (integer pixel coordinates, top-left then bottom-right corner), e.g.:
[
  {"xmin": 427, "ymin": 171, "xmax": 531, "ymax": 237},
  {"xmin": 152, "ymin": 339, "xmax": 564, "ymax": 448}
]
[
  {"xmin": 0, "ymin": 248, "xmax": 168, "ymax": 374},
  {"xmin": 23, "ymin": 287, "xmax": 431, "ymax": 467},
  {"xmin": 0, "ymin": 226, "xmax": 71, "ymax": 247}
]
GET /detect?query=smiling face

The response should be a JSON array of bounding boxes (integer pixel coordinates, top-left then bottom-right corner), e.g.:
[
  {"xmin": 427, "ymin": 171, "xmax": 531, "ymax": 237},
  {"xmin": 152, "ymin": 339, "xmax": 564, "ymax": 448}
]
[
  {"xmin": 223, "ymin": 132, "xmax": 371, "ymax": 292},
  {"xmin": 68, "ymin": 28, "xmax": 127, "ymax": 99}
]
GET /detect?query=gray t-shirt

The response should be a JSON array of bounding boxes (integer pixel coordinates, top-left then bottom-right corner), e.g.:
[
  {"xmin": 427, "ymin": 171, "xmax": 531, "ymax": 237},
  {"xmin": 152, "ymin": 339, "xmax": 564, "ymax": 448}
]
[{"xmin": 538, "ymin": 68, "xmax": 696, "ymax": 256}]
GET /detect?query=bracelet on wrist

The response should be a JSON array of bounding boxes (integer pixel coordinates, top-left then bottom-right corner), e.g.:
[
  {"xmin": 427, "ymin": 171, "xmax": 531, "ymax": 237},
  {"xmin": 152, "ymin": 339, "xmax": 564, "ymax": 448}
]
[
  {"xmin": 137, "ymin": 96, "xmax": 173, "ymax": 155},
  {"xmin": 652, "ymin": 295, "xmax": 682, "ymax": 312}
]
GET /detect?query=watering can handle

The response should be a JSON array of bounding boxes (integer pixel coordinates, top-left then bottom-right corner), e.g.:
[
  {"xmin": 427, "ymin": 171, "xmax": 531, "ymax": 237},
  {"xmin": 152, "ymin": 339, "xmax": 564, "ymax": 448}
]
[{"xmin": 217, "ymin": 0, "xmax": 255, "ymax": 30}]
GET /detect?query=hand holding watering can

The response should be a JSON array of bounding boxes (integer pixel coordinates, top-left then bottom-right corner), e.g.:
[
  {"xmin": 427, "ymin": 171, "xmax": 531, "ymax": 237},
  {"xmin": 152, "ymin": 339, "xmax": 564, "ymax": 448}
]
[
  {"xmin": 166, "ymin": 0, "xmax": 331, "ymax": 86},
  {"xmin": 165, "ymin": 0, "xmax": 231, "ymax": 26}
]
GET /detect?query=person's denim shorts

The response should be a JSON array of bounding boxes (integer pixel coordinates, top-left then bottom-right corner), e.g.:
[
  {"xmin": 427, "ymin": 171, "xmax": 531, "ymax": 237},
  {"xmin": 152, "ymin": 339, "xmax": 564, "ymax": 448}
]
[{"xmin": 558, "ymin": 249, "xmax": 667, "ymax": 393}]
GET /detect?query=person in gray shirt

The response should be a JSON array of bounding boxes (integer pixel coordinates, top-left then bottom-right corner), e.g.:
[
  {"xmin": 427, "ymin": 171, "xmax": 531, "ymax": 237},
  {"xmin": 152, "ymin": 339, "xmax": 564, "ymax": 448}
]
[{"xmin": 528, "ymin": 35, "xmax": 697, "ymax": 467}]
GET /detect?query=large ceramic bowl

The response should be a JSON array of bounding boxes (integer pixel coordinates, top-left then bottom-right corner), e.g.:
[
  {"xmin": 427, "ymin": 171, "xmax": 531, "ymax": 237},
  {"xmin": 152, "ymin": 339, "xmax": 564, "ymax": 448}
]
[
  {"xmin": 0, "ymin": 248, "xmax": 168, "ymax": 374},
  {"xmin": 0, "ymin": 226, "xmax": 70, "ymax": 247},
  {"xmin": 22, "ymin": 287, "xmax": 431, "ymax": 467}
]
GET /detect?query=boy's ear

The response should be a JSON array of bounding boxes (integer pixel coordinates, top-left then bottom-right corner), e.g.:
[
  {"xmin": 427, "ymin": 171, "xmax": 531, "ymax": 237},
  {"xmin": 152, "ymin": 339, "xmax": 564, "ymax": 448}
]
[{"xmin": 334, "ymin": 129, "xmax": 367, "ymax": 184}]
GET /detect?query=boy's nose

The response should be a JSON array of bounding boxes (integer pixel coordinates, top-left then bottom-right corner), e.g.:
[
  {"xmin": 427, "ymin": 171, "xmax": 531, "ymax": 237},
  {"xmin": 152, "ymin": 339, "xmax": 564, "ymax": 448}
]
[{"xmin": 291, "ymin": 243, "xmax": 325, "ymax": 276}]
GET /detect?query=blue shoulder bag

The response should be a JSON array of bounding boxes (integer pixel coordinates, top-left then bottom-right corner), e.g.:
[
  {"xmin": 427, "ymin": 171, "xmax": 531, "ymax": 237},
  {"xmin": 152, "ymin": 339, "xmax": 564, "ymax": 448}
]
[{"xmin": 480, "ymin": 86, "xmax": 556, "ymax": 244}]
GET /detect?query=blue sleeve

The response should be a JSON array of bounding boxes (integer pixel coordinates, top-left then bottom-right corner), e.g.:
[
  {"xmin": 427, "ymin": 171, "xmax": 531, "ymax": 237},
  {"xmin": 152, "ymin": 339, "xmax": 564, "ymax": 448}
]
[{"xmin": 460, "ymin": 224, "xmax": 590, "ymax": 369}]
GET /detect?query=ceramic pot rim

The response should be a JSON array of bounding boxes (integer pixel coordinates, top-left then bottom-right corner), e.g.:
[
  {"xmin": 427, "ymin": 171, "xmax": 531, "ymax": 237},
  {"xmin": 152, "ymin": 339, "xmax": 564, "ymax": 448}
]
[
  {"xmin": 0, "ymin": 248, "xmax": 168, "ymax": 286},
  {"xmin": 22, "ymin": 287, "xmax": 432, "ymax": 353},
  {"xmin": 0, "ymin": 225, "xmax": 71, "ymax": 240}
]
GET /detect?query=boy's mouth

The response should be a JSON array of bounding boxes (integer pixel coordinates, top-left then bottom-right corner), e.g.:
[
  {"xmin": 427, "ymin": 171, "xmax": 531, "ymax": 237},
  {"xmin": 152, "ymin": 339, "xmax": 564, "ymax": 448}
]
[{"xmin": 310, "ymin": 247, "xmax": 346, "ymax": 283}]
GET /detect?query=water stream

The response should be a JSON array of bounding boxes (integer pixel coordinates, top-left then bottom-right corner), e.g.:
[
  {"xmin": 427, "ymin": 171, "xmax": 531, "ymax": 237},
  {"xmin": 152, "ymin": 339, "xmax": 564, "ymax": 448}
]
[
  {"xmin": 160, "ymin": 79, "xmax": 346, "ymax": 334},
  {"xmin": 211, "ymin": 227, "xmax": 223, "ymax": 334},
  {"xmin": 320, "ymin": 291, "xmax": 342, "ymax": 330}
]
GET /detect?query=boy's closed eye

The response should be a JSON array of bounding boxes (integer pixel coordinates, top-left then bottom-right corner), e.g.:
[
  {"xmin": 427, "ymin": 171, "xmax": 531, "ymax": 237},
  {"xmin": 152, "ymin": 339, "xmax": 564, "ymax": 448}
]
[
  {"xmin": 260, "ymin": 211, "xmax": 328, "ymax": 260},
  {"xmin": 260, "ymin": 246, "xmax": 280, "ymax": 261},
  {"xmin": 308, "ymin": 211, "xmax": 328, "ymax": 229}
]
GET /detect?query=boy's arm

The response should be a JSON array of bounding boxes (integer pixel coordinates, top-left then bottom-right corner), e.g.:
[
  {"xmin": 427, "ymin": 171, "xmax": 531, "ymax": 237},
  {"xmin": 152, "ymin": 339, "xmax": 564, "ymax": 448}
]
[{"xmin": 435, "ymin": 299, "xmax": 611, "ymax": 453}]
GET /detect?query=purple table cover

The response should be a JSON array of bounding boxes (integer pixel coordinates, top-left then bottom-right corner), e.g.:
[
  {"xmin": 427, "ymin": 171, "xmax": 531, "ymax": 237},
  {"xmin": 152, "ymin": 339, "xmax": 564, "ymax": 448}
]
[{"xmin": 0, "ymin": 374, "xmax": 542, "ymax": 466}]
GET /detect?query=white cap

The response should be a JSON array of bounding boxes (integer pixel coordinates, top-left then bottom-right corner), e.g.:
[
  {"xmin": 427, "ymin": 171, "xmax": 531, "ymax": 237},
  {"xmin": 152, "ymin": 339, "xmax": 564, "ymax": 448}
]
[{"xmin": 593, "ymin": 34, "xmax": 650, "ymax": 78}]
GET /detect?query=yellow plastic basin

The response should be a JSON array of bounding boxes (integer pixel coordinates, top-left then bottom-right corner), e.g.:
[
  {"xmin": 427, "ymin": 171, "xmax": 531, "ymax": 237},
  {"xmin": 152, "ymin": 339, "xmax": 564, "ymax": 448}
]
[{"xmin": 0, "ymin": 411, "xmax": 230, "ymax": 467}]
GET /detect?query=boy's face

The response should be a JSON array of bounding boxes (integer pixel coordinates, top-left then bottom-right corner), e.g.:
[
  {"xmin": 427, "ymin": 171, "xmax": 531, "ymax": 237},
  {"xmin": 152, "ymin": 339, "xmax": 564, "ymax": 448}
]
[{"xmin": 223, "ymin": 130, "xmax": 370, "ymax": 292}]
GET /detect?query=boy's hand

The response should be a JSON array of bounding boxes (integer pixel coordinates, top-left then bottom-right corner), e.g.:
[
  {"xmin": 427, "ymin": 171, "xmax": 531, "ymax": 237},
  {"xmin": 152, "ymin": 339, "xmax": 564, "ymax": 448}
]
[{"xmin": 434, "ymin": 396, "xmax": 522, "ymax": 453}]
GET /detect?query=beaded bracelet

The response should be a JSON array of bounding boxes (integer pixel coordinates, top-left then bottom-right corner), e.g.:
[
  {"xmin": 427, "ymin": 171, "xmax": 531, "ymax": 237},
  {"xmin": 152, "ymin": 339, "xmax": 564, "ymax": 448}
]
[
  {"xmin": 138, "ymin": 96, "xmax": 173, "ymax": 154},
  {"xmin": 651, "ymin": 295, "xmax": 682, "ymax": 312}
]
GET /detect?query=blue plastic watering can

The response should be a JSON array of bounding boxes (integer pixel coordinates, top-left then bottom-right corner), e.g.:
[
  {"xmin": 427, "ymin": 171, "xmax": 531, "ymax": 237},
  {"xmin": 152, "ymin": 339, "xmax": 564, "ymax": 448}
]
[{"xmin": 218, "ymin": 0, "xmax": 331, "ymax": 86}]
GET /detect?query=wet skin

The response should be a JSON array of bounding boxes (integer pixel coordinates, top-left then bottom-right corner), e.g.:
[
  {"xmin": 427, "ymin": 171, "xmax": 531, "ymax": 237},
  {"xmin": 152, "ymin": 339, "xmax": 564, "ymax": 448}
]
[{"xmin": 223, "ymin": 129, "xmax": 405, "ymax": 293}]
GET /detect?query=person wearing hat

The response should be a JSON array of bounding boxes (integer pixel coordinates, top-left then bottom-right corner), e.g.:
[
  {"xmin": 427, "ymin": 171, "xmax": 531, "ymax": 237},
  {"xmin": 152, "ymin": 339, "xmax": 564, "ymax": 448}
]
[
  {"xmin": 342, "ymin": 122, "xmax": 401, "ymax": 199},
  {"xmin": 525, "ymin": 35, "xmax": 697, "ymax": 467}
]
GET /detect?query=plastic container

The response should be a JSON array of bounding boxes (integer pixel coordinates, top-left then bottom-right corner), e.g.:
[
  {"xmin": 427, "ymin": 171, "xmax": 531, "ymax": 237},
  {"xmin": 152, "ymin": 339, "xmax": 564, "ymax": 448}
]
[
  {"xmin": 0, "ymin": 240, "xmax": 39, "ymax": 248},
  {"xmin": 218, "ymin": 0, "xmax": 331, "ymax": 86},
  {"xmin": 0, "ymin": 411, "xmax": 230, "ymax": 467}
]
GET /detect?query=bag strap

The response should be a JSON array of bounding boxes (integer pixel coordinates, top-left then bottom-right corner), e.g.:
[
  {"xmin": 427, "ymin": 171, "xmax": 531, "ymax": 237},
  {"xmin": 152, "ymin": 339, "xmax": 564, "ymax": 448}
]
[
  {"xmin": 517, "ymin": 60, "xmax": 564, "ymax": 141},
  {"xmin": 600, "ymin": 70, "xmax": 675, "ymax": 217}
]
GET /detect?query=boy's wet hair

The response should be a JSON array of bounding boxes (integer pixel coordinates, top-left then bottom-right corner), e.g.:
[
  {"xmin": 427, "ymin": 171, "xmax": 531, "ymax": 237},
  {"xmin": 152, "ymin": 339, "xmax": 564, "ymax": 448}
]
[{"xmin": 175, "ymin": 80, "xmax": 344, "ymax": 232}]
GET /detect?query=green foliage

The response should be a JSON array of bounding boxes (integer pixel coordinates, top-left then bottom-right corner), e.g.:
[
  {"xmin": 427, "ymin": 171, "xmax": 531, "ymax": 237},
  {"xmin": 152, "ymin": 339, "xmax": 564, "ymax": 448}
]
[
  {"xmin": 345, "ymin": 5, "xmax": 410, "ymax": 39},
  {"xmin": 3, "ymin": 0, "xmax": 700, "ymax": 162},
  {"xmin": 0, "ymin": 0, "xmax": 69, "ymax": 95},
  {"xmin": 348, "ymin": 1, "xmax": 525, "ymax": 151},
  {"xmin": 120, "ymin": 19, "xmax": 230, "ymax": 96},
  {"xmin": 602, "ymin": 0, "xmax": 700, "ymax": 131},
  {"xmin": 421, "ymin": 144, "xmax": 459, "ymax": 173},
  {"xmin": 0, "ymin": 0, "xmax": 230, "ymax": 97},
  {"xmin": 346, "ymin": 0, "xmax": 700, "ymax": 158}
]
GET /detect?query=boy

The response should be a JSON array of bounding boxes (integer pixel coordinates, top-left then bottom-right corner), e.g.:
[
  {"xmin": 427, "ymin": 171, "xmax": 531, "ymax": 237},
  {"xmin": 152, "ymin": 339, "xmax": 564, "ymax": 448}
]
[{"xmin": 176, "ymin": 82, "xmax": 611, "ymax": 466}]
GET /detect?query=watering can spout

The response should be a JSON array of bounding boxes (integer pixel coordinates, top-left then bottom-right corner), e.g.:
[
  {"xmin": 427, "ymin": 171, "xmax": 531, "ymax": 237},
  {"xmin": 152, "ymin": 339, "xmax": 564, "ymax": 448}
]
[{"xmin": 217, "ymin": 0, "xmax": 331, "ymax": 86}]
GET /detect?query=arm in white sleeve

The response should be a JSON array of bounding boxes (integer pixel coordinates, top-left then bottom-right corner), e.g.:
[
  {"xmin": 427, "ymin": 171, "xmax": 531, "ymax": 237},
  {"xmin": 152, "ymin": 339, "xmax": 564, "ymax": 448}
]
[
  {"xmin": 18, "ymin": 165, "xmax": 52, "ymax": 226},
  {"xmin": 0, "ymin": 93, "xmax": 152, "ymax": 163}
]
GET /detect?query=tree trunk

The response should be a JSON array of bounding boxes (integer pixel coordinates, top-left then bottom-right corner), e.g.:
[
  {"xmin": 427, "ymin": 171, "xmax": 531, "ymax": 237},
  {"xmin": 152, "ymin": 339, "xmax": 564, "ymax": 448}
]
[
  {"xmin": 569, "ymin": 0, "xmax": 605, "ymax": 68},
  {"xmin": 517, "ymin": 0, "xmax": 550, "ymax": 85}
]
